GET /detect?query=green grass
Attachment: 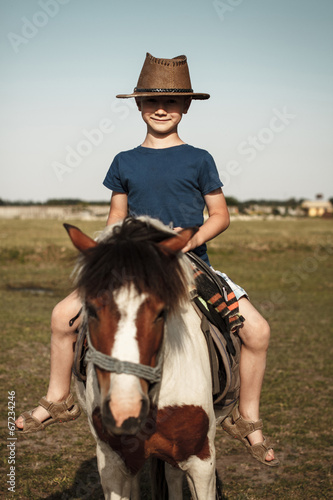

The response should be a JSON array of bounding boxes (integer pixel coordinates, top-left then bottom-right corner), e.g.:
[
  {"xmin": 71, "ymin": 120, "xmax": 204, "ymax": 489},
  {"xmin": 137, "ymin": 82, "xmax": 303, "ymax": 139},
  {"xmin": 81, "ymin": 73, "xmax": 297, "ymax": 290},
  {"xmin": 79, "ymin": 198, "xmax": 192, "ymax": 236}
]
[{"xmin": 0, "ymin": 218, "xmax": 332, "ymax": 499}]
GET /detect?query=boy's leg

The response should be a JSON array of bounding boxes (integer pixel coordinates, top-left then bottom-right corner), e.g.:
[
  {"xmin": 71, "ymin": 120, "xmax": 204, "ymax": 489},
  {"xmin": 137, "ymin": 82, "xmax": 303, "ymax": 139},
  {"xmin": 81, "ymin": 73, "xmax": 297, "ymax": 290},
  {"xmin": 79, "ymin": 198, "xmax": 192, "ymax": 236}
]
[
  {"xmin": 236, "ymin": 297, "xmax": 275, "ymax": 462},
  {"xmin": 16, "ymin": 290, "xmax": 82, "ymax": 428}
]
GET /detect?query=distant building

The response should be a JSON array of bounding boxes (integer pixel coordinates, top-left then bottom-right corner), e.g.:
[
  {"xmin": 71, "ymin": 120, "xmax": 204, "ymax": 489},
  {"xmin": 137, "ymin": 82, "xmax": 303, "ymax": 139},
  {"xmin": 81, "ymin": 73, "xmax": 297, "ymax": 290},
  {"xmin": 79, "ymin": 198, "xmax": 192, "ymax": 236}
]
[
  {"xmin": 0, "ymin": 205, "xmax": 109, "ymax": 220},
  {"xmin": 301, "ymin": 200, "xmax": 333, "ymax": 217},
  {"xmin": 227, "ymin": 206, "xmax": 239, "ymax": 215}
]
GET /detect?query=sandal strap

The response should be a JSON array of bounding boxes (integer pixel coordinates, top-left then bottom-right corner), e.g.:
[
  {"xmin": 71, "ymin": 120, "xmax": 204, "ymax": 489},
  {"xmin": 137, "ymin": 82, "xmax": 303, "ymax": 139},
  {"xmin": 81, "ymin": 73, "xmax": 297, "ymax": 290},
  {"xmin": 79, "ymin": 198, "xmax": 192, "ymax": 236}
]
[
  {"xmin": 248, "ymin": 437, "xmax": 280, "ymax": 466},
  {"xmin": 19, "ymin": 410, "xmax": 46, "ymax": 433},
  {"xmin": 39, "ymin": 394, "xmax": 75, "ymax": 419},
  {"xmin": 231, "ymin": 406, "xmax": 263, "ymax": 439},
  {"xmin": 21, "ymin": 410, "xmax": 40, "ymax": 424}
]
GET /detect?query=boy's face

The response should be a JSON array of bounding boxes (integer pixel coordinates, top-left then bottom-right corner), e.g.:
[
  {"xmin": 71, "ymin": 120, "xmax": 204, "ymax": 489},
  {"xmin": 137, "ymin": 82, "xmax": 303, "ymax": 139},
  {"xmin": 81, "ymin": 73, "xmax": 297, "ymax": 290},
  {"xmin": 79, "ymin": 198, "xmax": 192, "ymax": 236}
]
[{"xmin": 136, "ymin": 96, "xmax": 191, "ymax": 136}]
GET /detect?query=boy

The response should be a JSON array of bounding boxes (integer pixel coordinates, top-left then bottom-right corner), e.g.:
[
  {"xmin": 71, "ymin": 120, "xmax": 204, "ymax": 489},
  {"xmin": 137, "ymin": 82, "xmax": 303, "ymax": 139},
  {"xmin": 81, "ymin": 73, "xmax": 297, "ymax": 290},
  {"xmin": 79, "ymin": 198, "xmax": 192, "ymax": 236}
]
[{"xmin": 16, "ymin": 53, "xmax": 278, "ymax": 467}]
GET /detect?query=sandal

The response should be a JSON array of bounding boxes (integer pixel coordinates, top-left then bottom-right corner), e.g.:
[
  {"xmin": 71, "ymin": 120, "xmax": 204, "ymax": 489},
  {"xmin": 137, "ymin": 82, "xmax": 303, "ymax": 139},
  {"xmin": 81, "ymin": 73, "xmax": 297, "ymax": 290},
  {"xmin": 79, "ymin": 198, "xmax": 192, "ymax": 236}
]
[
  {"xmin": 16, "ymin": 394, "xmax": 81, "ymax": 435},
  {"xmin": 221, "ymin": 406, "xmax": 279, "ymax": 467}
]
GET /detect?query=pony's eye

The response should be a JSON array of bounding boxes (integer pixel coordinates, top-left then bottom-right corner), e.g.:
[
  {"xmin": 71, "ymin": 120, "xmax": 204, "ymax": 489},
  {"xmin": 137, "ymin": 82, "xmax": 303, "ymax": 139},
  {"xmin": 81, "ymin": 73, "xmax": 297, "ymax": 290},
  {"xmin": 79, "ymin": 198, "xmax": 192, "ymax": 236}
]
[
  {"xmin": 154, "ymin": 309, "xmax": 167, "ymax": 323},
  {"xmin": 86, "ymin": 303, "xmax": 98, "ymax": 320}
]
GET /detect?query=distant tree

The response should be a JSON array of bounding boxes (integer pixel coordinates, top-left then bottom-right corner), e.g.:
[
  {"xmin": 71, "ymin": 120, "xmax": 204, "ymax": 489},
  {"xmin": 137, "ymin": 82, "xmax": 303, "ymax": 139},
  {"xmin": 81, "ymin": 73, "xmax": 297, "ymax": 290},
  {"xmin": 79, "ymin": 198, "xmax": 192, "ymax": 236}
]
[
  {"xmin": 88, "ymin": 200, "xmax": 109, "ymax": 206},
  {"xmin": 285, "ymin": 198, "xmax": 299, "ymax": 208},
  {"xmin": 238, "ymin": 203, "xmax": 248, "ymax": 214},
  {"xmin": 44, "ymin": 198, "xmax": 109, "ymax": 206},
  {"xmin": 45, "ymin": 199, "xmax": 85, "ymax": 206},
  {"xmin": 329, "ymin": 197, "xmax": 333, "ymax": 205},
  {"xmin": 225, "ymin": 196, "xmax": 239, "ymax": 206}
]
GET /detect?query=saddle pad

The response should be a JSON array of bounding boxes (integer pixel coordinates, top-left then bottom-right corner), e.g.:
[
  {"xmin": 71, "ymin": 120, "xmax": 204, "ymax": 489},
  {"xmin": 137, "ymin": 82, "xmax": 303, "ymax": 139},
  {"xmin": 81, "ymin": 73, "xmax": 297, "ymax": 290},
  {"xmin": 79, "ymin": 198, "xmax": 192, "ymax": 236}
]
[
  {"xmin": 187, "ymin": 252, "xmax": 245, "ymax": 344},
  {"xmin": 194, "ymin": 304, "xmax": 241, "ymax": 415},
  {"xmin": 72, "ymin": 314, "xmax": 88, "ymax": 383}
]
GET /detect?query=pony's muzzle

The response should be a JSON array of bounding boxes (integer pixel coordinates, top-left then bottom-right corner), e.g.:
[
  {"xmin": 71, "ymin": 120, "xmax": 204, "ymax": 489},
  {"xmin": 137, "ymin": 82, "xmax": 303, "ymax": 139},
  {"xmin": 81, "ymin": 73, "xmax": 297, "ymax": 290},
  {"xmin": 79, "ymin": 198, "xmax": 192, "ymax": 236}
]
[{"xmin": 102, "ymin": 393, "xmax": 150, "ymax": 436}]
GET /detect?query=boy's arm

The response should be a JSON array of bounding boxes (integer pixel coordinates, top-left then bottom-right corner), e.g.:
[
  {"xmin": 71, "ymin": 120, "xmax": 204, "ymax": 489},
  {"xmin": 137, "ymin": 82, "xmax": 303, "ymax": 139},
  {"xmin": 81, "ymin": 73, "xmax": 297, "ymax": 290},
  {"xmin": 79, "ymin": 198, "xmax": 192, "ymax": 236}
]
[
  {"xmin": 106, "ymin": 192, "xmax": 128, "ymax": 226},
  {"xmin": 178, "ymin": 188, "xmax": 230, "ymax": 253}
]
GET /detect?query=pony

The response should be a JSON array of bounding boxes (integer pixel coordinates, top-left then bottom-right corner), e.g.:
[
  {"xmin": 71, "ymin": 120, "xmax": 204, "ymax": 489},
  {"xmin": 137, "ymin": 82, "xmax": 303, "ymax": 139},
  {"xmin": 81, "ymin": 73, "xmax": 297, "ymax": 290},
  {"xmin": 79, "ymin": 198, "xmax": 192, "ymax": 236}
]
[{"xmin": 65, "ymin": 216, "xmax": 221, "ymax": 499}]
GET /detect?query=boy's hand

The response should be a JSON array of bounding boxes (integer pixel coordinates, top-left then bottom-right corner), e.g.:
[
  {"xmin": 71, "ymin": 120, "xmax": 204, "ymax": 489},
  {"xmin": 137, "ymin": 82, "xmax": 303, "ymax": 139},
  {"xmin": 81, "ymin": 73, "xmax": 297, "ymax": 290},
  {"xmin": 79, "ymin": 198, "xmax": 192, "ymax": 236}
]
[
  {"xmin": 174, "ymin": 227, "xmax": 195, "ymax": 253},
  {"xmin": 174, "ymin": 189, "xmax": 230, "ymax": 254}
]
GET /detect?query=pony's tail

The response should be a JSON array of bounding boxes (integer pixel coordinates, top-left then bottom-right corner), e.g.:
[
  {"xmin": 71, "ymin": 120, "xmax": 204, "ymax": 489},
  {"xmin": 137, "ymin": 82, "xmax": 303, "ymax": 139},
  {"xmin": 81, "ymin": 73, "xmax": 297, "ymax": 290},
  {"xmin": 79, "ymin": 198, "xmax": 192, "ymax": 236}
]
[{"xmin": 150, "ymin": 458, "xmax": 168, "ymax": 500}]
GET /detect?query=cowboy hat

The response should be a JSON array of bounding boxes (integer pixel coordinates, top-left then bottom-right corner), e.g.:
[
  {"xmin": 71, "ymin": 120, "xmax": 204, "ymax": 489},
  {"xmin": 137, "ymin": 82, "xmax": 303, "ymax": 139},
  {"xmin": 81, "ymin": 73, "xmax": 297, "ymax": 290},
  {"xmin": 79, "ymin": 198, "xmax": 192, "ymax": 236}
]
[{"xmin": 116, "ymin": 53, "xmax": 210, "ymax": 100}]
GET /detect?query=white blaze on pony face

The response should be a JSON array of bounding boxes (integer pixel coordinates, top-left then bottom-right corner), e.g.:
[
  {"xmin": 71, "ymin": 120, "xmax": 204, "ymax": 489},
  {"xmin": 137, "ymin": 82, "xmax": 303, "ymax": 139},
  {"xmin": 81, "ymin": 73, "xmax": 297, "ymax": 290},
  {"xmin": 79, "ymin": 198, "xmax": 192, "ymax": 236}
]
[{"xmin": 108, "ymin": 284, "xmax": 148, "ymax": 427}]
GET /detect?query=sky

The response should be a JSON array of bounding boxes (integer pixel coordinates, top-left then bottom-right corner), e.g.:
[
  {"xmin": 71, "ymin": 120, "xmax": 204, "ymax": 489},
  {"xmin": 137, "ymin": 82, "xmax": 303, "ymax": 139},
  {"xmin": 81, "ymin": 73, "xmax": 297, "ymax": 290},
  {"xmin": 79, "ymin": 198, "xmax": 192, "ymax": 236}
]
[{"xmin": 1, "ymin": 0, "xmax": 332, "ymax": 203}]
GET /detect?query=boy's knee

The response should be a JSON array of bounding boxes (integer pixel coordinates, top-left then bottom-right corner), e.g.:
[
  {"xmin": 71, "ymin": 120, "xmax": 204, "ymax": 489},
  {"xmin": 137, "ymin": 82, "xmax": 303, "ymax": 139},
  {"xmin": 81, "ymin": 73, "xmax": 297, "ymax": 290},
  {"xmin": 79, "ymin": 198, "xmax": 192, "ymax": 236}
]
[
  {"xmin": 51, "ymin": 294, "xmax": 81, "ymax": 334},
  {"xmin": 51, "ymin": 301, "xmax": 69, "ymax": 333},
  {"xmin": 258, "ymin": 317, "xmax": 271, "ymax": 348},
  {"xmin": 239, "ymin": 315, "xmax": 270, "ymax": 352}
]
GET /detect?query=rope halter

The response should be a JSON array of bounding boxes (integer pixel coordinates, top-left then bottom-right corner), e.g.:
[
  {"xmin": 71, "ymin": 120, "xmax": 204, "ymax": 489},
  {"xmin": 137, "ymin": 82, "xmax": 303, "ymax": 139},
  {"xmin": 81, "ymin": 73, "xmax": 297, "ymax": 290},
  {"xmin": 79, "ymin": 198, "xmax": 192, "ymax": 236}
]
[{"xmin": 84, "ymin": 330, "xmax": 162, "ymax": 384}]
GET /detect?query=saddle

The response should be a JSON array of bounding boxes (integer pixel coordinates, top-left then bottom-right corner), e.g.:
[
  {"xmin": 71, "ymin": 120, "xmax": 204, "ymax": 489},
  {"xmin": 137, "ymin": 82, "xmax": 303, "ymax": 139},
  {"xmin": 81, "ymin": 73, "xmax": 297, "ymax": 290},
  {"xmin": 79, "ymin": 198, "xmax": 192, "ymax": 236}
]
[
  {"xmin": 72, "ymin": 253, "xmax": 244, "ymax": 419},
  {"xmin": 186, "ymin": 253, "xmax": 244, "ymax": 416}
]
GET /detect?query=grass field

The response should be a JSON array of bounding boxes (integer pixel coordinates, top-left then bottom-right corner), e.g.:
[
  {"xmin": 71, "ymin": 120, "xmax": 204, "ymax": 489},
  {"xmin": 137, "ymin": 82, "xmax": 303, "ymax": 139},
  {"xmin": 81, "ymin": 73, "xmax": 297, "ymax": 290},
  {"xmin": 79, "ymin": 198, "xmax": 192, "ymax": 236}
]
[{"xmin": 0, "ymin": 218, "xmax": 332, "ymax": 499}]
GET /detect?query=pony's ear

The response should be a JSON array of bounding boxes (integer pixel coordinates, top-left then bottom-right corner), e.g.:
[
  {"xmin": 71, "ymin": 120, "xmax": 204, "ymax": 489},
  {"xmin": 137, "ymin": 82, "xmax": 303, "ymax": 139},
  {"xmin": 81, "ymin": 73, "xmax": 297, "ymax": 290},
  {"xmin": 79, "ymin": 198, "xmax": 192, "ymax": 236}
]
[
  {"xmin": 158, "ymin": 227, "xmax": 198, "ymax": 253},
  {"xmin": 64, "ymin": 223, "xmax": 98, "ymax": 252}
]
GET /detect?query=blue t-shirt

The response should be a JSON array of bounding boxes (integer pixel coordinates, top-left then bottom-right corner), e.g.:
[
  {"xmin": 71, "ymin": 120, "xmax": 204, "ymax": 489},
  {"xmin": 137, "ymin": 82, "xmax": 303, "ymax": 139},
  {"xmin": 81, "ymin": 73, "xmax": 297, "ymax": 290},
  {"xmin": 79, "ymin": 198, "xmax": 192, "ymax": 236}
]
[{"xmin": 103, "ymin": 144, "xmax": 223, "ymax": 264}]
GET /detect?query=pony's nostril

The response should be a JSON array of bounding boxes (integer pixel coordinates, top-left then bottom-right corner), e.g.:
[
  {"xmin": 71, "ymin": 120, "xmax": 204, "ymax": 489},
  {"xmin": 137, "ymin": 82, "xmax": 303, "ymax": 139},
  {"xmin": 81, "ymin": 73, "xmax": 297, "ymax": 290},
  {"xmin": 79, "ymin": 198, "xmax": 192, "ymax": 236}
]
[
  {"xmin": 119, "ymin": 417, "xmax": 141, "ymax": 435},
  {"xmin": 101, "ymin": 394, "xmax": 151, "ymax": 436}
]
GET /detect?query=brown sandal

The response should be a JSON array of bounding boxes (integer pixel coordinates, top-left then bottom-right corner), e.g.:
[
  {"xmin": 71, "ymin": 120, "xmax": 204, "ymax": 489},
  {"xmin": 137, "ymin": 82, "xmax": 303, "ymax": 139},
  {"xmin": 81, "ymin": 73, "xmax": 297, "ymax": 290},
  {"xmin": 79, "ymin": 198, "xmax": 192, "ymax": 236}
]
[
  {"xmin": 221, "ymin": 406, "xmax": 279, "ymax": 467},
  {"xmin": 16, "ymin": 394, "xmax": 81, "ymax": 435}
]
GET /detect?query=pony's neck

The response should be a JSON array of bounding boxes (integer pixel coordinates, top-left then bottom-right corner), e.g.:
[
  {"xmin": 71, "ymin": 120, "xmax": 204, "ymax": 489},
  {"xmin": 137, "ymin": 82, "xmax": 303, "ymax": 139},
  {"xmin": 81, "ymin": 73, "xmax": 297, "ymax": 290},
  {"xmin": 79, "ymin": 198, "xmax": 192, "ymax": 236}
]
[
  {"xmin": 154, "ymin": 303, "xmax": 212, "ymax": 408},
  {"xmin": 163, "ymin": 303, "xmax": 202, "ymax": 359}
]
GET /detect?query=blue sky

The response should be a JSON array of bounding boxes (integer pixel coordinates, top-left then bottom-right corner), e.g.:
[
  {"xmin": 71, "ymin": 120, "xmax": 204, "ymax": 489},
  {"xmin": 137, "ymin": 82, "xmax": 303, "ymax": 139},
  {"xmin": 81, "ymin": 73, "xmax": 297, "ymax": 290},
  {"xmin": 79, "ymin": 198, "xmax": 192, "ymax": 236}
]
[{"xmin": 1, "ymin": 0, "xmax": 332, "ymax": 202}]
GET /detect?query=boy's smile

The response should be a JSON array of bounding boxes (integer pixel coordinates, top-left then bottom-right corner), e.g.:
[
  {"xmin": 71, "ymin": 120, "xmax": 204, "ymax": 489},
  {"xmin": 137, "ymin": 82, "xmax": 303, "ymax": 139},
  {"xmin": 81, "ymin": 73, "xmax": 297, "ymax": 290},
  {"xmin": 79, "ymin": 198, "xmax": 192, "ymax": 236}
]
[{"xmin": 137, "ymin": 96, "xmax": 191, "ymax": 138}]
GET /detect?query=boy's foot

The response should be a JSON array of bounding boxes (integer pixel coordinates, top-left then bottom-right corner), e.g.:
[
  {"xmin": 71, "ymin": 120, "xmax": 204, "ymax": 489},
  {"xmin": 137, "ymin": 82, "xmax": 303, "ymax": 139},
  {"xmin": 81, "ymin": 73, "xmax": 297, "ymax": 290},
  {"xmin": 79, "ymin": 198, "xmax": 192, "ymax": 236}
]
[
  {"xmin": 221, "ymin": 406, "xmax": 279, "ymax": 466},
  {"xmin": 15, "ymin": 394, "xmax": 81, "ymax": 434}
]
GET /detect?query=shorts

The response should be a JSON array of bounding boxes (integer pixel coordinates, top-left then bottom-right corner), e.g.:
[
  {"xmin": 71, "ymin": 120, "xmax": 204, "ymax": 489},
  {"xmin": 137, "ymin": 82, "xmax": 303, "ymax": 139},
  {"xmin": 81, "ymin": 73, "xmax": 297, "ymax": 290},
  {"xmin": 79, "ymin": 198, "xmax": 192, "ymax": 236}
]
[{"xmin": 211, "ymin": 268, "xmax": 249, "ymax": 302}]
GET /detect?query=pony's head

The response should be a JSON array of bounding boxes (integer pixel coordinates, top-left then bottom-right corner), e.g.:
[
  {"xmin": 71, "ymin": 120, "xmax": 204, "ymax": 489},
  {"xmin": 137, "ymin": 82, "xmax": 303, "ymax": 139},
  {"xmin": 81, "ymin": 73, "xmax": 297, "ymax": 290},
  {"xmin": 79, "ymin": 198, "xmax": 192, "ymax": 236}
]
[{"xmin": 65, "ymin": 217, "xmax": 197, "ymax": 436}]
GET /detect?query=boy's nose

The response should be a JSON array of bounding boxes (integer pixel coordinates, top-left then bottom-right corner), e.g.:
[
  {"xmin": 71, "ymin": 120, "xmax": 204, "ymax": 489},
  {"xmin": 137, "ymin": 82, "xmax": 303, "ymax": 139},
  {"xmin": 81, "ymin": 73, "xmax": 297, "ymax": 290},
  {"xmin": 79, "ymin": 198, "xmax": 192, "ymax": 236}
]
[
  {"xmin": 155, "ymin": 107, "xmax": 167, "ymax": 115},
  {"xmin": 154, "ymin": 101, "xmax": 167, "ymax": 114}
]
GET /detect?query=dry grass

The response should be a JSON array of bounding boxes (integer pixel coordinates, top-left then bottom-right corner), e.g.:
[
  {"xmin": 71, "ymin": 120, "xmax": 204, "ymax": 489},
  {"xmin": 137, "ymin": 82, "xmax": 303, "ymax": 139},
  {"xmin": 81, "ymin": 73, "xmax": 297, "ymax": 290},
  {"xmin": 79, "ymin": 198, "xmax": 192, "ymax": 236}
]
[{"xmin": 0, "ymin": 218, "xmax": 332, "ymax": 499}]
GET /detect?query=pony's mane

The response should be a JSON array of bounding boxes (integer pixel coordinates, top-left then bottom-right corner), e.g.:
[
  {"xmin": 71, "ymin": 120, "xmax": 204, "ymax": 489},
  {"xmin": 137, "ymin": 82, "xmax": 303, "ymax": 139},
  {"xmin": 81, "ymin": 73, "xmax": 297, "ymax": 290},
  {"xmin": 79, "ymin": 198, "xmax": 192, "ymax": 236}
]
[{"xmin": 74, "ymin": 216, "xmax": 193, "ymax": 313}]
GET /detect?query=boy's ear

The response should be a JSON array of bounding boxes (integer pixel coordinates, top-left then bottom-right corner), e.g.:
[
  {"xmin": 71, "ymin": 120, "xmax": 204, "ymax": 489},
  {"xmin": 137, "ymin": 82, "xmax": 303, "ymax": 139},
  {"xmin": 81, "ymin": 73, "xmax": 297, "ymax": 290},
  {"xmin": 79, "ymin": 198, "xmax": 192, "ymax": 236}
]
[
  {"xmin": 135, "ymin": 97, "xmax": 142, "ymax": 111},
  {"xmin": 183, "ymin": 97, "xmax": 192, "ymax": 114}
]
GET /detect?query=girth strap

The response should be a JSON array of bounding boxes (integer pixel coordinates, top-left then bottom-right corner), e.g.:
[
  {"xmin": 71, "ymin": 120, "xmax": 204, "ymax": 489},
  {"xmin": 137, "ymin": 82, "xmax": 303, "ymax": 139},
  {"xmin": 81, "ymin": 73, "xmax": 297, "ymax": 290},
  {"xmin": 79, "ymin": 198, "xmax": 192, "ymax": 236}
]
[{"xmin": 200, "ymin": 313, "xmax": 221, "ymax": 396}]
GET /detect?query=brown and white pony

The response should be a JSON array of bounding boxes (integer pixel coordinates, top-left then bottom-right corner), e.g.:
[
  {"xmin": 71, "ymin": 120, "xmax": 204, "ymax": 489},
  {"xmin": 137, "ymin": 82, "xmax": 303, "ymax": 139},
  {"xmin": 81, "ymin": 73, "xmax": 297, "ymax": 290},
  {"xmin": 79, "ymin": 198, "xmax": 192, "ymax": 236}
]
[{"xmin": 65, "ymin": 216, "xmax": 218, "ymax": 499}]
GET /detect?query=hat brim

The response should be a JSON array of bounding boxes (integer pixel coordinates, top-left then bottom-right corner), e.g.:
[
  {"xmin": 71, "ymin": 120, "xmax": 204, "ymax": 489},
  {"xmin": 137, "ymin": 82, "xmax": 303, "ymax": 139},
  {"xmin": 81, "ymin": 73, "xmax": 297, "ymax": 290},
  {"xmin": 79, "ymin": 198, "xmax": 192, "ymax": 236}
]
[{"xmin": 116, "ymin": 92, "xmax": 210, "ymax": 100}]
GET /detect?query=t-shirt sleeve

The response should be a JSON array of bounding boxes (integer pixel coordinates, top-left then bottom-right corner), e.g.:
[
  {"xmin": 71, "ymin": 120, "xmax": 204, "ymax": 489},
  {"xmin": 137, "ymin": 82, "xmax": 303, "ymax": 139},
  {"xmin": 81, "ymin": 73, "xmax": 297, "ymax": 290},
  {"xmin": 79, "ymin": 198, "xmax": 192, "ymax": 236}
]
[
  {"xmin": 198, "ymin": 152, "xmax": 223, "ymax": 195},
  {"xmin": 103, "ymin": 154, "xmax": 127, "ymax": 193}
]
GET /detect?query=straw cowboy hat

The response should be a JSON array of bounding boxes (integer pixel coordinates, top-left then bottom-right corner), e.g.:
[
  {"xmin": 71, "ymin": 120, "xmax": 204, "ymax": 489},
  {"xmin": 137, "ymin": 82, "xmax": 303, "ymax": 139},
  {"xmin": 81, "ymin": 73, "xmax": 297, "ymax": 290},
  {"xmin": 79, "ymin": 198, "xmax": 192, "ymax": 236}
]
[{"xmin": 116, "ymin": 52, "xmax": 210, "ymax": 100}]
